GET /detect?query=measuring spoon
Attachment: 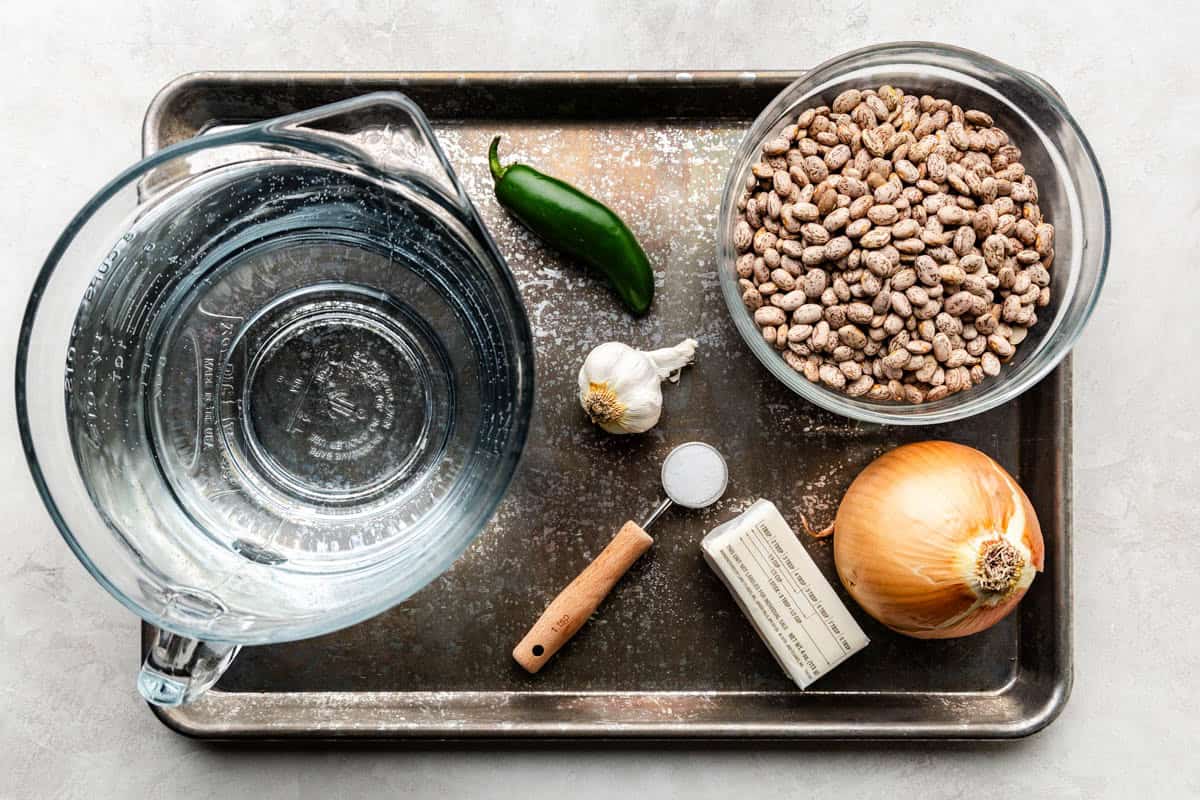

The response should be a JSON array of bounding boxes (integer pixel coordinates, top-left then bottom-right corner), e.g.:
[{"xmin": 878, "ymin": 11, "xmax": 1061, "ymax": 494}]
[{"xmin": 514, "ymin": 442, "xmax": 728, "ymax": 673}]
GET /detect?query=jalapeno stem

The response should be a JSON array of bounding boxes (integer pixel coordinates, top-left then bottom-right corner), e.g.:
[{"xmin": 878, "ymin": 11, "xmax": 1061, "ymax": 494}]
[{"xmin": 488, "ymin": 136, "xmax": 508, "ymax": 182}]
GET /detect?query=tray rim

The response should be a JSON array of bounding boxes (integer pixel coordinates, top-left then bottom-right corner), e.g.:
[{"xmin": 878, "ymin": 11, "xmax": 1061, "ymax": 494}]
[{"xmin": 140, "ymin": 69, "xmax": 1073, "ymax": 742}]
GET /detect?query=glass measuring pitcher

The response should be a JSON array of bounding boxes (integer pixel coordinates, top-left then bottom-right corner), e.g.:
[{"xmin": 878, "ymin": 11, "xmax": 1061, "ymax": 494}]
[{"xmin": 17, "ymin": 93, "xmax": 534, "ymax": 705}]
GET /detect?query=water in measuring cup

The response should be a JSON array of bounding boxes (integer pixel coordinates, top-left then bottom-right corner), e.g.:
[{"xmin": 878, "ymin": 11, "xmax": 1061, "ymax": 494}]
[
  {"xmin": 66, "ymin": 162, "xmax": 500, "ymax": 575},
  {"xmin": 151, "ymin": 239, "xmax": 459, "ymax": 562}
]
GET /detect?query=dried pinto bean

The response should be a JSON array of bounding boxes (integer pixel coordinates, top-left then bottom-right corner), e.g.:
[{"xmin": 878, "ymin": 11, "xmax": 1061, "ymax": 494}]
[{"xmin": 735, "ymin": 85, "xmax": 1055, "ymax": 404}]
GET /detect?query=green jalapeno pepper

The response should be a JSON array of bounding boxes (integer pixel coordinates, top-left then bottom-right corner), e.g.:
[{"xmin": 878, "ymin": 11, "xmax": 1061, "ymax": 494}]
[{"xmin": 488, "ymin": 136, "xmax": 655, "ymax": 315}]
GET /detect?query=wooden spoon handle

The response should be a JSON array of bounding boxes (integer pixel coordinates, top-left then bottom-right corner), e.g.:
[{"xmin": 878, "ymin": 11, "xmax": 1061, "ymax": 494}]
[{"xmin": 513, "ymin": 521, "xmax": 653, "ymax": 673}]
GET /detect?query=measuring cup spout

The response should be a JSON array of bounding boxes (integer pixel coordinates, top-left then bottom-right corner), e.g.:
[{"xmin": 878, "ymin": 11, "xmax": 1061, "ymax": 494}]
[{"xmin": 265, "ymin": 92, "xmax": 474, "ymax": 214}]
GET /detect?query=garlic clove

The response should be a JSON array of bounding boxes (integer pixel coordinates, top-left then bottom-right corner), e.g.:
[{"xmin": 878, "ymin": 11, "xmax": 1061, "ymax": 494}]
[
  {"xmin": 604, "ymin": 382, "xmax": 663, "ymax": 434},
  {"xmin": 577, "ymin": 338, "xmax": 696, "ymax": 434}
]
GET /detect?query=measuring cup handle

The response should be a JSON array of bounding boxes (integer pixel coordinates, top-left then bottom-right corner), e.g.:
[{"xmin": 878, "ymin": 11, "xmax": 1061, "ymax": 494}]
[
  {"xmin": 137, "ymin": 627, "xmax": 240, "ymax": 707},
  {"xmin": 513, "ymin": 522, "xmax": 653, "ymax": 674}
]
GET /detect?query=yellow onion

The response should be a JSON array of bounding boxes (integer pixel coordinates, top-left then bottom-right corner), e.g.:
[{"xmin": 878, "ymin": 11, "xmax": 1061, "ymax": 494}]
[{"xmin": 822, "ymin": 441, "xmax": 1043, "ymax": 639}]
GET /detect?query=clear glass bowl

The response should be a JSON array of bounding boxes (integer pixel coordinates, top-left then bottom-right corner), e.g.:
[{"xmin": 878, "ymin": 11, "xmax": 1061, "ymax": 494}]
[{"xmin": 718, "ymin": 42, "xmax": 1109, "ymax": 424}]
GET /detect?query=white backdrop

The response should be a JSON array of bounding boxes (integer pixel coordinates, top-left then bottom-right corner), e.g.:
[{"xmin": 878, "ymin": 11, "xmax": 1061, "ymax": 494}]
[{"xmin": 2, "ymin": 1, "xmax": 1196, "ymax": 797}]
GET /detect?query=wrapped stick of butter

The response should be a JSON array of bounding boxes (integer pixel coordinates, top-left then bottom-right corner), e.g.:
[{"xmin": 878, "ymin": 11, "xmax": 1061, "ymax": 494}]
[{"xmin": 701, "ymin": 499, "xmax": 868, "ymax": 688}]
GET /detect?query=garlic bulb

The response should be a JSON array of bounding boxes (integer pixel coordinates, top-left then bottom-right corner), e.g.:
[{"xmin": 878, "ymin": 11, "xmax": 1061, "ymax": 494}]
[
  {"xmin": 578, "ymin": 338, "xmax": 698, "ymax": 434},
  {"xmin": 821, "ymin": 441, "xmax": 1044, "ymax": 639}
]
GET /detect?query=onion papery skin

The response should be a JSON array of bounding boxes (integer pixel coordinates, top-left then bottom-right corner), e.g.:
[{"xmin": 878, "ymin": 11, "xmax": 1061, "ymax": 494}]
[{"xmin": 832, "ymin": 441, "xmax": 1044, "ymax": 639}]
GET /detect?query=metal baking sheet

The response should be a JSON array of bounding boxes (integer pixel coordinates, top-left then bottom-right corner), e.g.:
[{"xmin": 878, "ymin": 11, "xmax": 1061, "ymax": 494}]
[{"xmin": 141, "ymin": 71, "xmax": 1071, "ymax": 740}]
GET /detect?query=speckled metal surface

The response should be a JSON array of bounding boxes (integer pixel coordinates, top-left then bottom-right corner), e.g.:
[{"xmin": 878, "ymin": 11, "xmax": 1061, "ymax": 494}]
[{"xmin": 142, "ymin": 72, "xmax": 1070, "ymax": 739}]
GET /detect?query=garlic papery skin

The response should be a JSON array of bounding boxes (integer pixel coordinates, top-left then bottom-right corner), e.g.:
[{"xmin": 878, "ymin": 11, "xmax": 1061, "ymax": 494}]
[
  {"xmin": 578, "ymin": 338, "xmax": 697, "ymax": 434},
  {"xmin": 830, "ymin": 440, "xmax": 1044, "ymax": 640}
]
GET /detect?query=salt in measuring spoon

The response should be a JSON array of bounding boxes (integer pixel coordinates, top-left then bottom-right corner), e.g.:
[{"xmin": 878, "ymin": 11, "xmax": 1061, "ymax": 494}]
[{"xmin": 514, "ymin": 442, "xmax": 728, "ymax": 673}]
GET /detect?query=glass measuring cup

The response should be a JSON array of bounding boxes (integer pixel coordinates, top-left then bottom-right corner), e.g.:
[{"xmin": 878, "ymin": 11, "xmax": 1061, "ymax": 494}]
[{"xmin": 17, "ymin": 93, "xmax": 534, "ymax": 705}]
